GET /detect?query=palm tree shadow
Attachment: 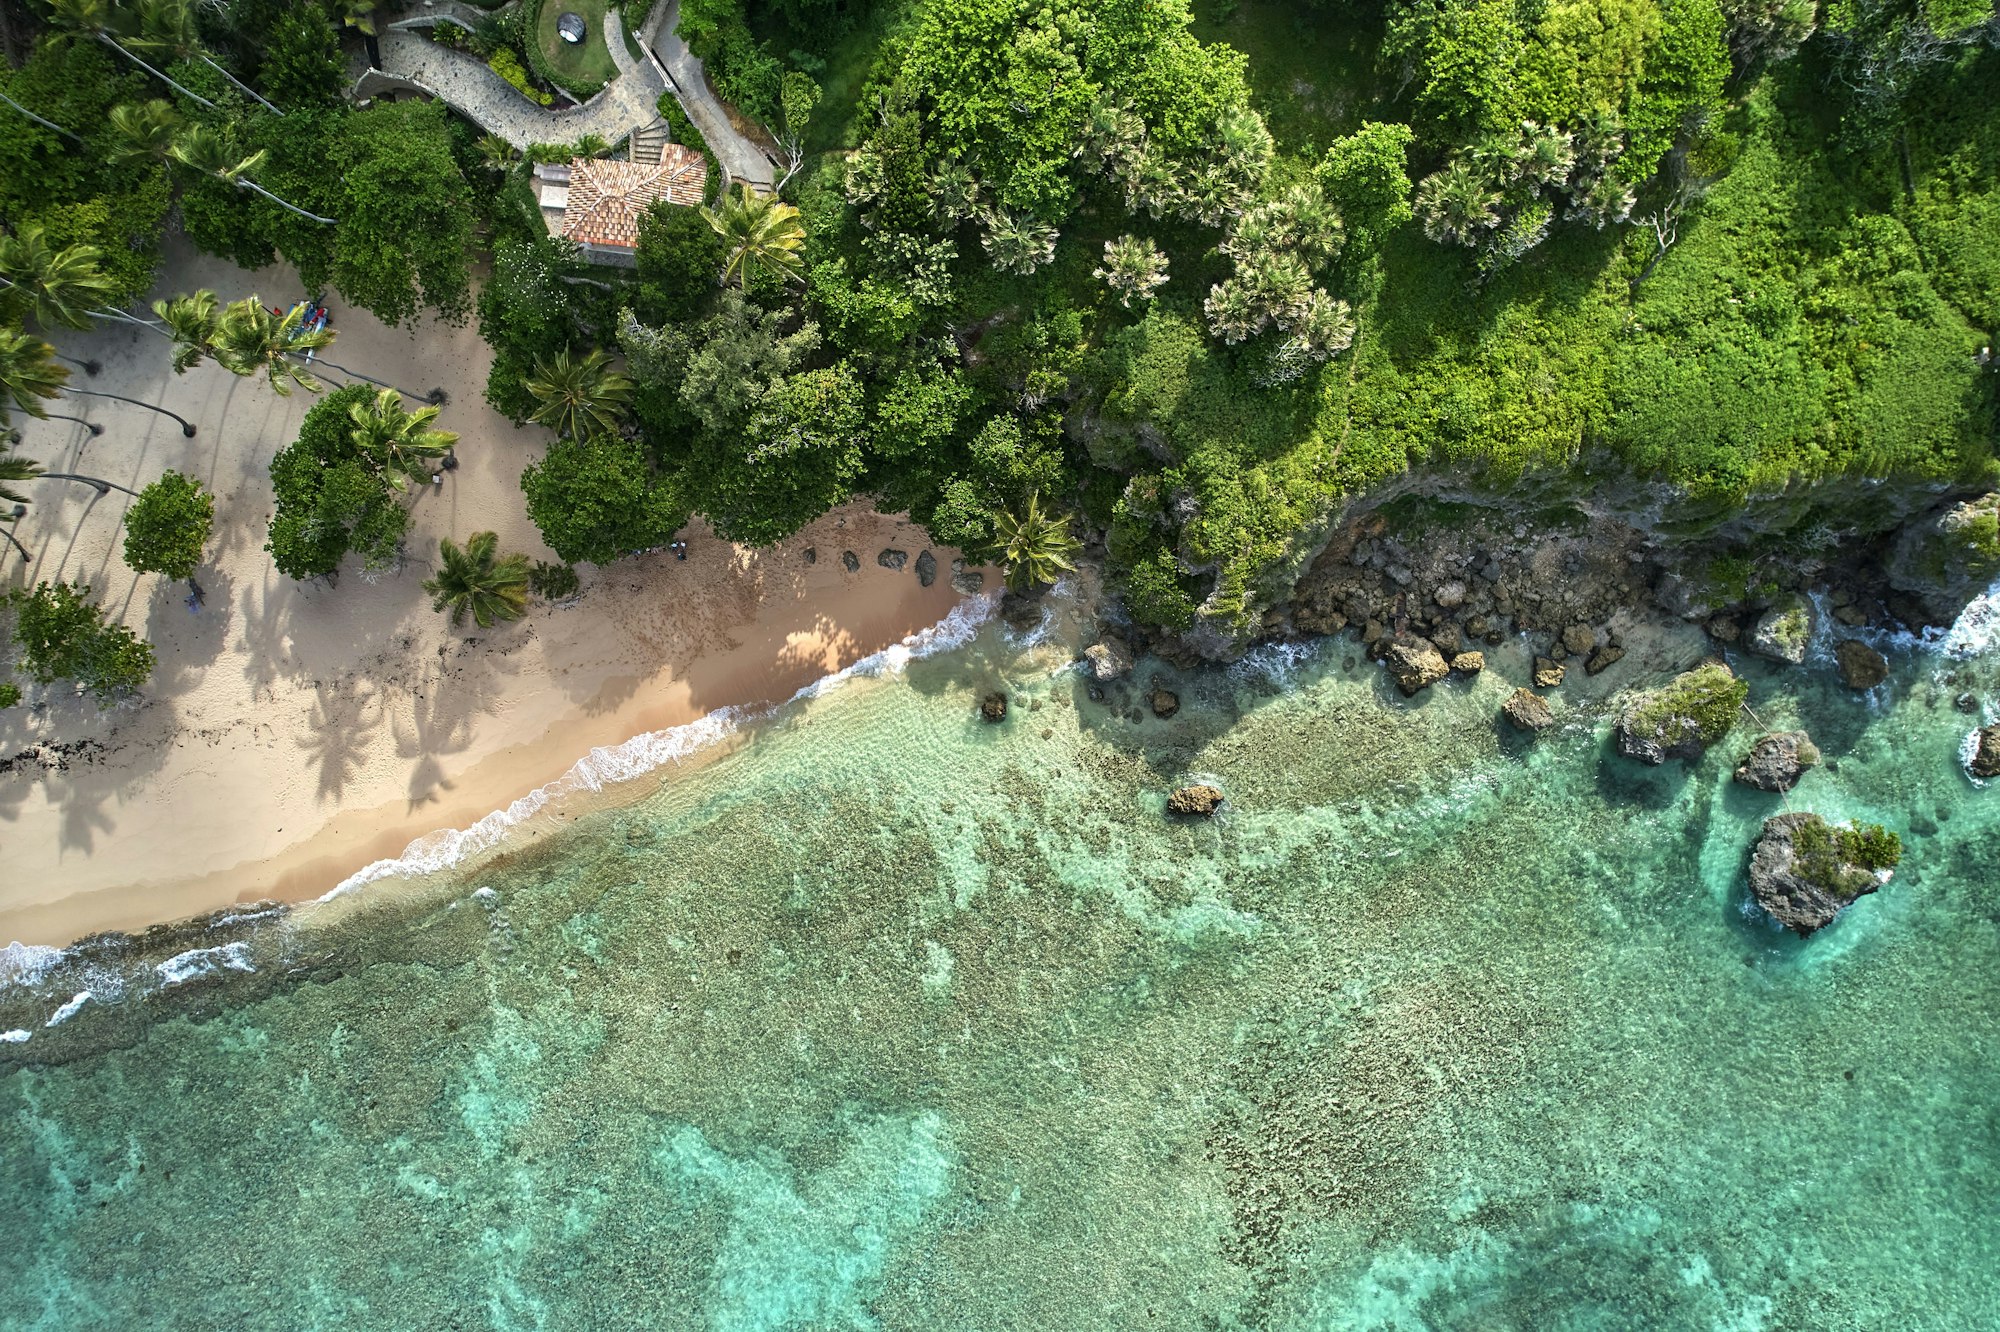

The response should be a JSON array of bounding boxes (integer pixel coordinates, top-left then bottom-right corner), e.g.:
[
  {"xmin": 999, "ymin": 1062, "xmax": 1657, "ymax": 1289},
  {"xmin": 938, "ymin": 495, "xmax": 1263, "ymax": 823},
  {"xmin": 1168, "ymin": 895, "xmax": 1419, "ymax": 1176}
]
[
  {"xmin": 145, "ymin": 568, "xmax": 235, "ymax": 693},
  {"xmin": 299, "ymin": 684, "xmax": 380, "ymax": 799}
]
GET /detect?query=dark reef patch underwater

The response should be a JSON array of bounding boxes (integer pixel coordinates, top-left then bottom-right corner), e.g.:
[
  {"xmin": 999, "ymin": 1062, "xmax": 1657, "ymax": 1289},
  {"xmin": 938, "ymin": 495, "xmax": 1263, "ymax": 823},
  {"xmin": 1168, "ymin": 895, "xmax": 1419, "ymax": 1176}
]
[{"xmin": 3, "ymin": 599, "xmax": 1998, "ymax": 1331}]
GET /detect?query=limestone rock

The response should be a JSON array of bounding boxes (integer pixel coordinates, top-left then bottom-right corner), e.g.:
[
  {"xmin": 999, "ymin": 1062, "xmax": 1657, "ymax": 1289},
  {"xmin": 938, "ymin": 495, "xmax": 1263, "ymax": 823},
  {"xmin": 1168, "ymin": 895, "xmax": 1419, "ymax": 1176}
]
[
  {"xmin": 1584, "ymin": 645, "xmax": 1626, "ymax": 676},
  {"xmin": 1706, "ymin": 615, "xmax": 1741, "ymax": 644},
  {"xmin": 1615, "ymin": 662, "xmax": 1749, "ymax": 764},
  {"xmin": 1533, "ymin": 657, "xmax": 1566, "ymax": 689},
  {"xmin": 1834, "ymin": 639, "xmax": 1888, "ymax": 690},
  {"xmin": 1971, "ymin": 725, "xmax": 2000, "ymax": 779},
  {"xmin": 1084, "ymin": 638, "xmax": 1134, "ymax": 682},
  {"xmin": 1150, "ymin": 688, "xmax": 1180, "ymax": 719},
  {"xmin": 878, "ymin": 548, "xmax": 909, "ymax": 571},
  {"xmin": 1561, "ymin": 624, "xmax": 1596, "ymax": 656},
  {"xmin": 1886, "ymin": 492, "xmax": 2000, "ymax": 620},
  {"xmin": 980, "ymin": 691, "xmax": 1007, "ymax": 723},
  {"xmin": 1502, "ymin": 688, "xmax": 1555, "ymax": 732},
  {"xmin": 1384, "ymin": 634, "xmax": 1450, "ymax": 696},
  {"xmin": 915, "ymin": 550, "xmax": 937, "ymax": 587},
  {"xmin": 1747, "ymin": 811, "xmax": 1900, "ymax": 936},
  {"xmin": 1450, "ymin": 651, "xmax": 1485, "ymax": 675},
  {"xmin": 1733, "ymin": 731, "xmax": 1821, "ymax": 793},
  {"xmin": 841, "ymin": 550, "xmax": 860, "ymax": 573},
  {"xmin": 1748, "ymin": 595, "xmax": 1815, "ymax": 666},
  {"xmin": 1167, "ymin": 784, "xmax": 1225, "ymax": 817},
  {"xmin": 1434, "ymin": 580, "xmax": 1467, "ymax": 609}
]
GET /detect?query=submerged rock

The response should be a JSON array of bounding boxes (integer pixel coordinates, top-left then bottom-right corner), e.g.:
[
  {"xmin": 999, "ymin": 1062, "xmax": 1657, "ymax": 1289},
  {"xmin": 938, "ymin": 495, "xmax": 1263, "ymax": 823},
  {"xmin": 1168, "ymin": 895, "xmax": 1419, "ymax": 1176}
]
[
  {"xmin": 1384, "ymin": 634, "xmax": 1449, "ymax": 696},
  {"xmin": 1561, "ymin": 624, "xmax": 1596, "ymax": 656},
  {"xmin": 915, "ymin": 550, "xmax": 937, "ymax": 587},
  {"xmin": 1084, "ymin": 638, "xmax": 1134, "ymax": 682},
  {"xmin": 1150, "ymin": 688, "xmax": 1180, "ymax": 719},
  {"xmin": 1734, "ymin": 731, "xmax": 1821, "ymax": 793},
  {"xmin": 1532, "ymin": 656, "xmax": 1566, "ymax": 689},
  {"xmin": 1834, "ymin": 639, "xmax": 1888, "ymax": 690},
  {"xmin": 1971, "ymin": 725, "xmax": 2000, "ymax": 779},
  {"xmin": 1449, "ymin": 651, "xmax": 1485, "ymax": 675},
  {"xmin": 1615, "ymin": 662, "xmax": 1748, "ymax": 764},
  {"xmin": 980, "ymin": 692, "xmax": 1007, "ymax": 723},
  {"xmin": 1167, "ymin": 784, "xmax": 1225, "ymax": 817},
  {"xmin": 1502, "ymin": 688, "xmax": 1555, "ymax": 732},
  {"xmin": 1749, "ymin": 595, "xmax": 1815, "ymax": 665},
  {"xmin": 1748, "ymin": 811, "xmax": 1901, "ymax": 936},
  {"xmin": 1585, "ymin": 645, "xmax": 1625, "ymax": 676}
]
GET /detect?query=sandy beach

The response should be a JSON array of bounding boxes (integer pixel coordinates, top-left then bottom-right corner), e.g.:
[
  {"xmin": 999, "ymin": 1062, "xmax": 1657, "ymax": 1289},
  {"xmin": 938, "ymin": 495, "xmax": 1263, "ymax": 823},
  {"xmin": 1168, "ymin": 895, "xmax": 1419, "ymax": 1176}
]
[{"xmin": 0, "ymin": 239, "xmax": 980, "ymax": 947}]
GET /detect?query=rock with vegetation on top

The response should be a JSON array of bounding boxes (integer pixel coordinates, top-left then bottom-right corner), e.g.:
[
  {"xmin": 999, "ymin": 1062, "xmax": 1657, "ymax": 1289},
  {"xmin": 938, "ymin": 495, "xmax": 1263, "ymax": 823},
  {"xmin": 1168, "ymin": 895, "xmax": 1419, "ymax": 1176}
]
[
  {"xmin": 1748, "ymin": 594, "xmax": 1815, "ymax": 665},
  {"xmin": 980, "ymin": 691, "xmax": 1007, "ymax": 723},
  {"xmin": 1834, "ymin": 639, "xmax": 1888, "ymax": 690},
  {"xmin": 1450, "ymin": 651, "xmax": 1484, "ymax": 675},
  {"xmin": 1084, "ymin": 638, "xmax": 1133, "ymax": 682},
  {"xmin": 1886, "ymin": 492, "xmax": 2000, "ymax": 620},
  {"xmin": 1502, "ymin": 688, "xmax": 1555, "ymax": 732},
  {"xmin": 1167, "ymin": 784, "xmax": 1225, "ymax": 817},
  {"xmin": 1971, "ymin": 725, "xmax": 2000, "ymax": 779},
  {"xmin": 1733, "ymin": 731, "xmax": 1821, "ymax": 793},
  {"xmin": 1384, "ymin": 634, "xmax": 1450, "ymax": 696},
  {"xmin": 1533, "ymin": 656, "xmax": 1566, "ymax": 689},
  {"xmin": 1747, "ymin": 811, "xmax": 1901, "ymax": 936},
  {"xmin": 1615, "ymin": 662, "xmax": 1748, "ymax": 764},
  {"xmin": 915, "ymin": 550, "xmax": 937, "ymax": 587}
]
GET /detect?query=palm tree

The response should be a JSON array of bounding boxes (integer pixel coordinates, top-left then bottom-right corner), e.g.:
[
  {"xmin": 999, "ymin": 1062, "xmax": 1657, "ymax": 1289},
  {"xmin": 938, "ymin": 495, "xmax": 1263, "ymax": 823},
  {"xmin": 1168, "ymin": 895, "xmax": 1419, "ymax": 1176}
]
[
  {"xmin": 47, "ymin": 0, "xmax": 219, "ymax": 110},
  {"xmin": 990, "ymin": 493, "xmax": 1080, "ymax": 593},
  {"xmin": 523, "ymin": 347, "xmax": 632, "ymax": 440},
  {"xmin": 1416, "ymin": 160, "xmax": 1504, "ymax": 248},
  {"xmin": 210, "ymin": 296, "xmax": 332, "ymax": 394},
  {"xmin": 0, "ymin": 224, "xmax": 121, "ymax": 330},
  {"xmin": 699, "ymin": 184, "xmax": 806, "ymax": 287},
  {"xmin": 0, "ymin": 447, "xmax": 39, "ymax": 562},
  {"xmin": 348, "ymin": 388, "xmax": 457, "ymax": 490},
  {"xmin": 171, "ymin": 125, "xmax": 336, "ymax": 225},
  {"xmin": 153, "ymin": 289, "xmax": 220, "ymax": 373},
  {"xmin": 127, "ymin": 0, "xmax": 282, "ymax": 113},
  {"xmin": 980, "ymin": 207, "xmax": 1059, "ymax": 277},
  {"xmin": 424, "ymin": 532, "xmax": 530, "ymax": 629},
  {"xmin": 0, "ymin": 88, "xmax": 84, "ymax": 146},
  {"xmin": 108, "ymin": 98, "xmax": 185, "ymax": 168},
  {"xmin": 1095, "ymin": 235, "xmax": 1168, "ymax": 308},
  {"xmin": 0, "ymin": 327, "xmax": 69, "ymax": 419}
]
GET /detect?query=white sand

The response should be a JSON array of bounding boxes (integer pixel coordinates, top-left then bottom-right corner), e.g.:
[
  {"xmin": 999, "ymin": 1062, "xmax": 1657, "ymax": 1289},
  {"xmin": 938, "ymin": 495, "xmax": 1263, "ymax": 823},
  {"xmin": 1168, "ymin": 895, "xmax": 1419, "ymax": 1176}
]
[{"xmin": 0, "ymin": 239, "xmax": 982, "ymax": 945}]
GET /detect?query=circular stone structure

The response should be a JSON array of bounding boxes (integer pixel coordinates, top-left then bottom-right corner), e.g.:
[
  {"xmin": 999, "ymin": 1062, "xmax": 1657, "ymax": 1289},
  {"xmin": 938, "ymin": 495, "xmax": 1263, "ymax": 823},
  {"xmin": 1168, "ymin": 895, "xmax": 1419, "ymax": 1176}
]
[{"xmin": 556, "ymin": 11, "xmax": 586, "ymax": 43}]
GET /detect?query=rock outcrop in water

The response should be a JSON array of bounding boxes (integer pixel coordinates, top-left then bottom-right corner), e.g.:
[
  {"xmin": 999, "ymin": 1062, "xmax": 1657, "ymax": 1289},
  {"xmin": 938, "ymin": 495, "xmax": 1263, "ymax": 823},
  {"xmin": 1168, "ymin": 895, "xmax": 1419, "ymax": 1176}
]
[
  {"xmin": 1834, "ymin": 640, "xmax": 1888, "ymax": 690},
  {"xmin": 1502, "ymin": 688, "xmax": 1555, "ymax": 732},
  {"xmin": 1383, "ymin": 634, "xmax": 1449, "ymax": 696},
  {"xmin": 1733, "ymin": 731, "xmax": 1820, "ymax": 792},
  {"xmin": 1971, "ymin": 725, "xmax": 2000, "ymax": 778},
  {"xmin": 980, "ymin": 692, "xmax": 1007, "ymax": 722},
  {"xmin": 1615, "ymin": 663, "xmax": 1748, "ymax": 764},
  {"xmin": 1749, "ymin": 595, "xmax": 1815, "ymax": 665},
  {"xmin": 1167, "ymin": 784, "xmax": 1224, "ymax": 817},
  {"xmin": 1748, "ymin": 812, "xmax": 1901, "ymax": 936},
  {"xmin": 1085, "ymin": 638, "xmax": 1133, "ymax": 682}
]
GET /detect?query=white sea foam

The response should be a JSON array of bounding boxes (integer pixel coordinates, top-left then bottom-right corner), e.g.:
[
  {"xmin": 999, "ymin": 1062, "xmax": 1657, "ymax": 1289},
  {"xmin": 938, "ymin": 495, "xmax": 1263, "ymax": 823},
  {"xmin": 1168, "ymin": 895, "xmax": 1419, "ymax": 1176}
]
[
  {"xmin": 1932, "ymin": 577, "xmax": 2000, "ymax": 660},
  {"xmin": 44, "ymin": 991, "xmax": 90, "ymax": 1027},
  {"xmin": 0, "ymin": 1029, "xmax": 28, "ymax": 1043},
  {"xmin": 322, "ymin": 594, "xmax": 1001, "ymax": 900},
  {"xmin": 0, "ymin": 941, "xmax": 68, "ymax": 992},
  {"xmin": 155, "ymin": 941, "xmax": 256, "ymax": 987}
]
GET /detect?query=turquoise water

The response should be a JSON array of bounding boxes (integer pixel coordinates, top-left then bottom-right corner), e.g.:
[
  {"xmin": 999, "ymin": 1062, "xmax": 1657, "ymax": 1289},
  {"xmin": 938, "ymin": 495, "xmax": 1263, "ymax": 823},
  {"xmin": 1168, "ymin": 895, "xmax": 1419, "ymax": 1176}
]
[{"xmin": 2, "ymin": 602, "xmax": 1997, "ymax": 1330}]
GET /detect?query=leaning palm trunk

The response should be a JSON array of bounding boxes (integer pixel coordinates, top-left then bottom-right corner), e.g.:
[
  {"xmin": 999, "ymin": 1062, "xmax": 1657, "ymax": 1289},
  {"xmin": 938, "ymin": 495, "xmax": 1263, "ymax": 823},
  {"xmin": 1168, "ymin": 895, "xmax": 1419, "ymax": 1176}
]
[
  {"xmin": 50, "ymin": 351, "xmax": 100, "ymax": 376},
  {"xmin": 234, "ymin": 178, "xmax": 335, "ymax": 225},
  {"xmin": 39, "ymin": 471, "xmax": 141, "ymax": 497},
  {"xmin": 0, "ymin": 89, "xmax": 83, "ymax": 144},
  {"xmin": 292, "ymin": 353, "xmax": 442, "ymax": 403},
  {"xmin": 0, "ymin": 526, "xmax": 31, "ymax": 564},
  {"xmin": 97, "ymin": 33, "xmax": 218, "ymax": 110},
  {"xmin": 91, "ymin": 305, "xmax": 171, "ymax": 336},
  {"xmin": 66, "ymin": 387, "xmax": 197, "ymax": 436},
  {"xmin": 196, "ymin": 53, "xmax": 280, "ymax": 114},
  {"xmin": 41, "ymin": 411, "xmax": 103, "ymax": 436}
]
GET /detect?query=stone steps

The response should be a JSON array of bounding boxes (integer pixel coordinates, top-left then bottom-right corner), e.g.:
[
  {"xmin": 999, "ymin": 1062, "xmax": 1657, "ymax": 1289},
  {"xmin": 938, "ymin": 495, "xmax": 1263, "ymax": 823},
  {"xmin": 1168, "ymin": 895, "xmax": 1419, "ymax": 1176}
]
[{"xmin": 629, "ymin": 118, "xmax": 671, "ymax": 165}]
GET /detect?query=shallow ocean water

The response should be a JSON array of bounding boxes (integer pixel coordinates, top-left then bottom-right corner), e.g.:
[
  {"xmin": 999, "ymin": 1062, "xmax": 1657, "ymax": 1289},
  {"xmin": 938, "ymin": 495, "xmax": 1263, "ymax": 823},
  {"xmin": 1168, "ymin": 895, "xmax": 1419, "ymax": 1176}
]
[{"xmin": 2, "ymin": 603, "xmax": 1997, "ymax": 1331}]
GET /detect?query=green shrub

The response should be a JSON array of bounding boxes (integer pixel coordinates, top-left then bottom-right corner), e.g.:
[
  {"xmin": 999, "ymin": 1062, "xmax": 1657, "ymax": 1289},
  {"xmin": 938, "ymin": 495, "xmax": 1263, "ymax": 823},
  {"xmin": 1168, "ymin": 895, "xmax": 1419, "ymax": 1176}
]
[
  {"xmin": 490, "ymin": 48, "xmax": 555, "ymax": 106},
  {"xmin": 0, "ymin": 682, "xmax": 20, "ymax": 707},
  {"xmin": 121, "ymin": 471, "xmax": 215, "ymax": 581},
  {"xmin": 7, "ymin": 582, "xmax": 155, "ymax": 703}
]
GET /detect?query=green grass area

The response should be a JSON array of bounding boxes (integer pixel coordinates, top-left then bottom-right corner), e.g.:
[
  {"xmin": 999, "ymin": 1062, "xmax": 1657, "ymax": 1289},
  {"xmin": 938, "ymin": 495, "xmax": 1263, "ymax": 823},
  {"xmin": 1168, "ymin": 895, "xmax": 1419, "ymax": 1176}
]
[{"xmin": 535, "ymin": 0, "xmax": 618, "ymax": 96}]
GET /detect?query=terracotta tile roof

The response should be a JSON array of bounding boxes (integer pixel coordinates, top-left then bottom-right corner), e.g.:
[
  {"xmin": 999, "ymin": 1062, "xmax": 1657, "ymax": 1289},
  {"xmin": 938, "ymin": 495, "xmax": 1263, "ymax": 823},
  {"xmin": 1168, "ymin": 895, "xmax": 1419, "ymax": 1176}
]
[{"xmin": 557, "ymin": 145, "xmax": 706, "ymax": 250}]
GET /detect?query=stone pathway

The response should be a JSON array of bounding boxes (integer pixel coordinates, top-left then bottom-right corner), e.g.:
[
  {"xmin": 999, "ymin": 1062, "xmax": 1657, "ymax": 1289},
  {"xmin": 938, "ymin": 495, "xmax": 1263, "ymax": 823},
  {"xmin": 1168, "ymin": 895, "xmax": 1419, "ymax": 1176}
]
[{"xmin": 368, "ymin": 0, "xmax": 776, "ymax": 188}]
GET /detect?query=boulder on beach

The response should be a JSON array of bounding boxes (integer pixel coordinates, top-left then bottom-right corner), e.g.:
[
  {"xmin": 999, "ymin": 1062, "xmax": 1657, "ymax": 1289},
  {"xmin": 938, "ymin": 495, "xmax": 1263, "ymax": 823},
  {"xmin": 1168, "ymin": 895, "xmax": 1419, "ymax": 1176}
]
[
  {"xmin": 841, "ymin": 550, "xmax": 860, "ymax": 572},
  {"xmin": 1615, "ymin": 662, "xmax": 1748, "ymax": 764},
  {"xmin": 980, "ymin": 692, "xmax": 1007, "ymax": 723},
  {"xmin": 1167, "ymin": 784, "xmax": 1225, "ymax": 817},
  {"xmin": 915, "ymin": 550, "xmax": 937, "ymax": 587},
  {"xmin": 1971, "ymin": 724, "xmax": 2000, "ymax": 778},
  {"xmin": 951, "ymin": 569, "xmax": 985, "ymax": 595},
  {"xmin": 1084, "ymin": 638, "xmax": 1134, "ymax": 682},
  {"xmin": 1834, "ymin": 639, "xmax": 1888, "ymax": 690},
  {"xmin": 1748, "ymin": 595, "xmax": 1815, "ymax": 665},
  {"xmin": 1733, "ymin": 730, "xmax": 1821, "ymax": 793},
  {"xmin": 878, "ymin": 548, "xmax": 909, "ymax": 571},
  {"xmin": 1384, "ymin": 634, "xmax": 1449, "ymax": 696},
  {"xmin": 1450, "ymin": 651, "xmax": 1484, "ymax": 675},
  {"xmin": 1747, "ymin": 811, "xmax": 1901, "ymax": 936},
  {"xmin": 1502, "ymin": 688, "xmax": 1555, "ymax": 732}
]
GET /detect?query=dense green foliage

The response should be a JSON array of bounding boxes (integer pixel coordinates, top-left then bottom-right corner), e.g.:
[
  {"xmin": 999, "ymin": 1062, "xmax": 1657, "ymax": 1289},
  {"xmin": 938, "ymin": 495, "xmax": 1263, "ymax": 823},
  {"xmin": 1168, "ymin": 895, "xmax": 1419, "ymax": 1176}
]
[
  {"xmin": 6, "ymin": 581, "xmax": 155, "ymax": 702},
  {"xmin": 266, "ymin": 385, "xmax": 413, "ymax": 580},
  {"xmin": 1790, "ymin": 813, "xmax": 1904, "ymax": 894},
  {"xmin": 121, "ymin": 471, "xmax": 214, "ymax": 580}
]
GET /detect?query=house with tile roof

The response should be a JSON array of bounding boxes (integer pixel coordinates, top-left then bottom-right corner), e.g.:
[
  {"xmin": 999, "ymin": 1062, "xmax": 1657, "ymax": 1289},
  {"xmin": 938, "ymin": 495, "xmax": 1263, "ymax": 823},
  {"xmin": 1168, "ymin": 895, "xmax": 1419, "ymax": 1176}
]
[{"xmin": 534, "ymin": 141, "xmax": 707, "ymax": 267}]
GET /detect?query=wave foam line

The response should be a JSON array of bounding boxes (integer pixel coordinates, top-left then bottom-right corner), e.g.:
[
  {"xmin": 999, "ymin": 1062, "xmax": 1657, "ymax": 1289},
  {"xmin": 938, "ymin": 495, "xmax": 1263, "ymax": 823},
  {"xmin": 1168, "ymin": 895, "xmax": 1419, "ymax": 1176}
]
[{"xmin": 323, "ymin": 593, "xmax": 1000, "ymax": 901}]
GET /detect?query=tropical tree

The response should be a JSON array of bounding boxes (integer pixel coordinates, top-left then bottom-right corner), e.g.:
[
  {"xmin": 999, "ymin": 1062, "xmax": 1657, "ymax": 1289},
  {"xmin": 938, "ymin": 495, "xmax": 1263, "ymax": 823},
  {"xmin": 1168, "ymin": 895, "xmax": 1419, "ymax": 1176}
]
[
  {"xmin": 423, "ymin": 531, "xmax": 530, "ymax": 629},
  {"xmin": 121, "ymin": 470, "xmax": 213, "ymax": 581},
  {"xmin": 980, "ymin": 207, "xmax": 1059, "ymax": 276},
  {"xmin": 171, "ymin": 125, "xmax": 337, "ymax": 225},
  {"xmin": 7, "ymin": 580, "xmax": 156, "ymax": 702},
  {"xmin": 0, "ymin": 224, "xmax": 121, "ymax": 330},
  {"xmin": 153, "ymin": 289, "xmax": 220, "ymax": 372},
  {"xmin": 347, "ymin": 387, "xmax": 457, "ymax": 489},
  {"xmin": 126, "ymin": 0, "xmax": 282, "ymax": 112},
  {"xmin": 46, "ymin": 0, "xmax": 219, "ymax": 109},
  {"xmin": 1415, "ymin": 160, "xmax": 1505, "ymax": 247},
  {"xmin": 698, "ymin": 184, "xmax": 806, "ymax": 287},
  {"xmin": 1095, "ymin": 235, "xmax": 1169, "ymax": 308},
  {"xmin": 990, "ymin": 492, "xmax": 1080, "ymax": 592},
  {"xmin": 1, "ymin": 447, "xmax": 43, "ymax": 510},
  {"xmin": 524, "ymin": 347, "xmax": 633, "ymax": 440},
  {"xmin": 210, "ymin": 296, "xmax": 333, "ymax": 394},
  {"xmin": 107, "ymin": 98, "xmax": 185, "ymax": 168},
  {"xmin": 0, "ymin": 327, "xmax": 69, "ymax": 418}
]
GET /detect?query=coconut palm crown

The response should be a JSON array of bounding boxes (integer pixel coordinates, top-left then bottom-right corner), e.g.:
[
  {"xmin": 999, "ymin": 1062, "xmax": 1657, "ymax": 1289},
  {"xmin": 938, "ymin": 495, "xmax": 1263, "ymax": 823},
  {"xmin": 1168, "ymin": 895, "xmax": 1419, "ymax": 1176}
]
[
  {"xmin": 0, "ymin": 327, "xmax": 71, "ymax": 419},
  {"xmin": 211, "ymin": 296, "xmax": 333, "ymax": 395},
  {"xmin": 0, "ymin": 224, "xmax": 120, "ymax": 331},
  {"xmin": 699, "ymin": 184, "xmax": 807, "ymax": 288},
  {"xmin": 424, "ymin": 531, "xmax": 530, "ymax": 629},
  {"xmin": 348, "ymin": 388, "xmax": 457, "ymax": 490},
  {"xmin": 524, "ymin": 347, "xmax": 633, "ymax": 440},
  {"xmin": 990, "ymin": 493, "xmax": 1081, "ymax": 593}
]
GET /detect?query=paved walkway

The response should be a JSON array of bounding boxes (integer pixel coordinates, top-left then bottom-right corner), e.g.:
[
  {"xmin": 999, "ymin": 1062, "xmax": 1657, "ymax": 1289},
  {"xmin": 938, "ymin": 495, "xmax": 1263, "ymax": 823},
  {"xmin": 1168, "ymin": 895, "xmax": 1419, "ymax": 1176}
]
[
  {"xmin": 369, "ymin": 0, "xmax": 775, "ymax": 187},
  {"xmin": 644, "ymin": 0, "xmax": 774, "ymax": 187}
]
